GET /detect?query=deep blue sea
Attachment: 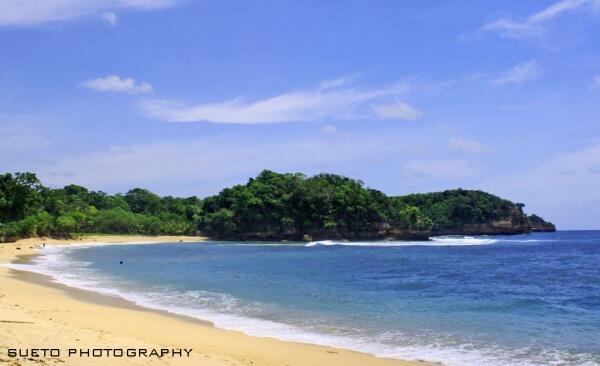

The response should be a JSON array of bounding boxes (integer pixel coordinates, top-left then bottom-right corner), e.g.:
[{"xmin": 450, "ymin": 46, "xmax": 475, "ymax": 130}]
[{"xmin": 9, "ymin": 231, "xmax": 600, "ymax": 365}]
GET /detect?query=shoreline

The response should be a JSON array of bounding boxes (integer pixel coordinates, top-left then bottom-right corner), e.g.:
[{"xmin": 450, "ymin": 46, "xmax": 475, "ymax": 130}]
[
  {"xmin": 11, "ymin": 254, "xmax": 215, "ymax": 327},
  {"xmin": 0, "ymin": 235, "xmax": 431, "ymax": 366}
]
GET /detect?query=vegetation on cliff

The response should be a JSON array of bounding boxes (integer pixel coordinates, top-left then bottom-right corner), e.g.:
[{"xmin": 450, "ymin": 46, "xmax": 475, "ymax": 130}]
[
  {"xmin": 396, "ymin": 189, "xmax": 531, "ymax": 234},
  {"xmin": 0, "ymin": 171, "xmax": 553, "ymax": 242},
  {"xmin": 201, "ymin": 170, "xmax": 431, "ymax": 240}
]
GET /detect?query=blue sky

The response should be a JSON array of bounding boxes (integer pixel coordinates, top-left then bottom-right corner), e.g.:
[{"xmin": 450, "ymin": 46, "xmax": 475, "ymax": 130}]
[{"xmin": 1, "ymin": 0, "xmax": 600, "ymax": 229}]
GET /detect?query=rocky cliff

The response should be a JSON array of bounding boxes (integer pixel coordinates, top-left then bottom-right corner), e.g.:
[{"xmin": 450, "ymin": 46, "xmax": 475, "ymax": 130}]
[
  {"xmin": 212, "ymin": 226, "xmax": 432, "ymax": 242},
  {"xmin": 528, "ymin": 214, "xmax": 557, "ymax": 232},
  {"xmin": 432, "ymin": 207, "xmax": 533, "ymax": 236}
]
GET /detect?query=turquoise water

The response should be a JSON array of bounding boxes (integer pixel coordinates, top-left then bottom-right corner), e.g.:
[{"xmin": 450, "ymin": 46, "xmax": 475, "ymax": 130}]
[{"xmin": 11, "ymin": 231, "xmax": 600, "ymax": 365}]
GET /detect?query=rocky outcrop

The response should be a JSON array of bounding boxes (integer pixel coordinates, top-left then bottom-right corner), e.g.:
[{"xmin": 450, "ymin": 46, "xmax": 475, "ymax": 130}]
[
  {"xmin": 432, "ymin": 208, "xmax": 532, "ymax": 236},
  {"xmin": 432, "ymin": 212, "xmax": 557, "ymax": 236},
  {"xmin": 220, "ymin": 226, "xmax": 432, "ymax": 242},
  {"xmin": 209, "ymin": 211, "xmax": 555, "ymax": 241},
  {"xmin": 433, "ymin": 221, "xmax": 531, "ymax": 236},
  {"xmin": 528, "ymin": 214, "xmax": 556, "ymax": 232}
]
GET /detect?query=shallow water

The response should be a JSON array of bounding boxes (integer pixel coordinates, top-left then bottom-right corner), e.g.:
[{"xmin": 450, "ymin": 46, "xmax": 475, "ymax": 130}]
[{"xmin": 8, "ymin": 231, "xmax": 600, "ymax": 365}]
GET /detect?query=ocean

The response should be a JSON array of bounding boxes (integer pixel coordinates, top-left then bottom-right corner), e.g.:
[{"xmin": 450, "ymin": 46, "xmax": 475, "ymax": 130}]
[{"xmin": 8, "ymin": 231, "xmax": 600, "ymax": 365}]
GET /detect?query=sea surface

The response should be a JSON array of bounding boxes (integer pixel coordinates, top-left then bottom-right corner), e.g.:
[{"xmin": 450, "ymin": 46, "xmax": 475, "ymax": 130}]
[{"xmin": 7, "ymin": 231, "xmax": 600, "ymax": 365}]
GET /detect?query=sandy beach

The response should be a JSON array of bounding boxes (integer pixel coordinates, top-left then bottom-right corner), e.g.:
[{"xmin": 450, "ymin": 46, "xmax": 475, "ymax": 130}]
[{"xmin": 0, "ymin": 236, "xmax": 428, "ymax": 366}]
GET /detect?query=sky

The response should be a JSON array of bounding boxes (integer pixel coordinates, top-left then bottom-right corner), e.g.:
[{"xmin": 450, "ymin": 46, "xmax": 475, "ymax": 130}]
[{"xmin": 1, "ymin": 0, "xmax": 600, "ymax": 229}]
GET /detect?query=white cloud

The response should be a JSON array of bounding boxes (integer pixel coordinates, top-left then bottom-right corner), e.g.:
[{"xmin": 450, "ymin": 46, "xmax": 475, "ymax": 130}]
[
  {"xmin": 81, "ymin": 75, "xmax": 152, "ymax": 94},
  {"xmin": 0, "ymin": 0, "xmax": 175, "ymax": 26},
  {"xmin": 403, "ymin": 159, "xmax": 478, "ymax": 181},
  {"xmin": 140, "ymin": 80, "xmax": 421, "ymax": 124},
  {"xmin": 26, "ymin": 132, "xmax": 411, "ymax": 195},
  {"xmin": 0, "ymin": 118, "xmax": 52, "ymax": 154},
  {"xmin": 371, "ymin": 101, "xmax": 423, "ymax": 120},
  {"xmin": 318, "ymin": 73, "xmax": 360, "ymax": 90},
  {"xmin": 492, "ymin": 60, "xmax": 541, "ymax": 85},
  {"xmin": 481, "ymin": 0, "xmax": 600, "ymax": 39},
  {"xmin": 487, "ymin": 145, "xmax": 600, "ymax": 202},
  {"xmin": 448, "ymin": 138, "xmax": 490, "ymax": 154},
  {"xmin": 321, "ymin": 124, "xmax": 338, "ymax": 134},
  {"xmin": 101, "ymin": 12, "xmax": 117, "ymax": 26},
  {"xmin": 484, "ymin": 144, "xmax": 600, "ymax": 229}
]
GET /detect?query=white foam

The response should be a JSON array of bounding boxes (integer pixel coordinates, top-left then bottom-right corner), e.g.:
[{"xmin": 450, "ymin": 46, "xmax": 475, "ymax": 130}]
[
  {"xmin": 305, "ymin": 236, "xmax": 498, "ymax": 247},
  {"xmin": 430, "ymin": 236, "xmax": 498, "ymax": 245}
]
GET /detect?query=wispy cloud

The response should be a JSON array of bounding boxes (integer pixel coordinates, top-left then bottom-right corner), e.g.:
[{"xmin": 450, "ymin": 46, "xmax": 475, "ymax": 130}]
[
  {"xmin": 101, "ymin": 12, "xmax": 117, "ymax": 26},
  {"xmin": 140, "ymin": 80, "xmax": 422, "ymax": 124},
  {"xmin": 25, "ymin": 132, "xmax": 415, "ymax": 195},
  {"xmin": 448, "ymin": 138, "xmax": 490, "ymax": 154},
  {"xmin": 403, "ymin": 159, "xmax": 478, "ymax": 180},
  {"xmin": 492, "ymin": 60, "xmax": 541, "ymax": 85},
  {"xmin": 481, "ymin": 0, "xmax": 600, "ymax": 39},
  {"xmin": 0, "ymin": 0, "xmax": 176, "ymax": 27},
  {"xmin": 371, "ymin": 101, "xmax": 423, "ymax": 120},
  {"xmin": 320, "ymin": 124, "xmax": 338, "ymax": 134},
  {"xmin": 593, "ymin": 75, "xmax": 600, "ymax": 87},
  {"xmin": 318, "ymin": 73, "xmax": 360, "ymax": 90},
  {"xmin": 0, "ymin": 118, "xmax": 52, "ymax": 154},
  {"xmin": 484, "ymin": 144, "xmax": 600, "ymax": 229},
  {"xmin": 81, "ymin": 75, "xmax": 152, "ymax": 94}
]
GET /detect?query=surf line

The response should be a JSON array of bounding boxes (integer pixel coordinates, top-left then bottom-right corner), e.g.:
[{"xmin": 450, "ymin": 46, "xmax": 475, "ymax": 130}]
[{"xmin": 8, "ymin": 348, "xmax": 193, "ymax": 358}]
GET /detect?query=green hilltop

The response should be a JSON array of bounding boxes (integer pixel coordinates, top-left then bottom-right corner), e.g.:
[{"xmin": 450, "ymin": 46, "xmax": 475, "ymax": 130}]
[{"xmin": 0, "ymin": 170, "xmax": 555, "ymax": 243}]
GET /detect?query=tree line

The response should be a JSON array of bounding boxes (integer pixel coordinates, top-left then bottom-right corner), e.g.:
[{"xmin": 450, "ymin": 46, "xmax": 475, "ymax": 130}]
[{"xmin": 0, "ymin": 171, "xmax": 551, "ymax": 242}]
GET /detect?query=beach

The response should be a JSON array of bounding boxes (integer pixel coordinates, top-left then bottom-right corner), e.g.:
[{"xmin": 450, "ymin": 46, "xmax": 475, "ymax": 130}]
[{"xmin": 0, "ymin": 236, "xmax": 427, "ymax": 366}]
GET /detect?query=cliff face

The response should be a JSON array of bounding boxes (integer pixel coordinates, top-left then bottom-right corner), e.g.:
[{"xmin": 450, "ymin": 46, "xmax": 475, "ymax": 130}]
[
  {"xmin": 214, "ymin": 225, "xmax": 432, "ymax": 242},
  {"xmin": 299, "ymin": 227, "xmax": 431, "ymax": 241},
  {"xmin": 528, "ymin": 214, "xmax": 557, "ymax": 232},
  {"xmin": 432, "ymin": 207, "xmax": 532, "ymax": 236},
  {"xmin": 207, "ymin": 207, "xmax": 555, "ymax": 242},
  {"xmin": 210, "ymin": 211, "xmax": 556, "ymax": 241},
  {"xmin": 433, "ymin": 221, "xmax": 531, "ymax": 236}
]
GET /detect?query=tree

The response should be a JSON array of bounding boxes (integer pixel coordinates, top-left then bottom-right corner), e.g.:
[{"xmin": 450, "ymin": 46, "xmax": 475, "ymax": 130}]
[
  {"xmin": 0, "ymin": 172, "xmax": 43, "ymax": 221},
  {"xmin": 55, "ymin": 215, "xmax": 78, "ymax": 236},
  {"xmin": 202, "ymin": 209, "xmax": 237, "ymax": 237},
  {"xmin": 125, "ymin": 188, "xmax": 161, "ymax": 215},
  {"xmin": 90, "ymin": 208, "xmax": 139, "ymax": 234}
]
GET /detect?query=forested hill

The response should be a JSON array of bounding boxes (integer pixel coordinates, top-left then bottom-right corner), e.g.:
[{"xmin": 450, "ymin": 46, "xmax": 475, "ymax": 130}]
[
  {"xmin": 396, "ymin": 190, "xmax": 552, "ymax": 235},
  {"xmin": 0, "ymin": 171, "xmax": 554, "ymax": 243}
]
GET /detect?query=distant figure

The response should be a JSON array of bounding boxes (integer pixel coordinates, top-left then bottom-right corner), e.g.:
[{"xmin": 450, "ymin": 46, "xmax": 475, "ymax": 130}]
[
  {"xmin": 119, "ymin": 261, "xmax": 123, "ymax": 265},
  {"xmin": 42, "ymin": 243, "xmax": 46, "ymax": 248}
]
